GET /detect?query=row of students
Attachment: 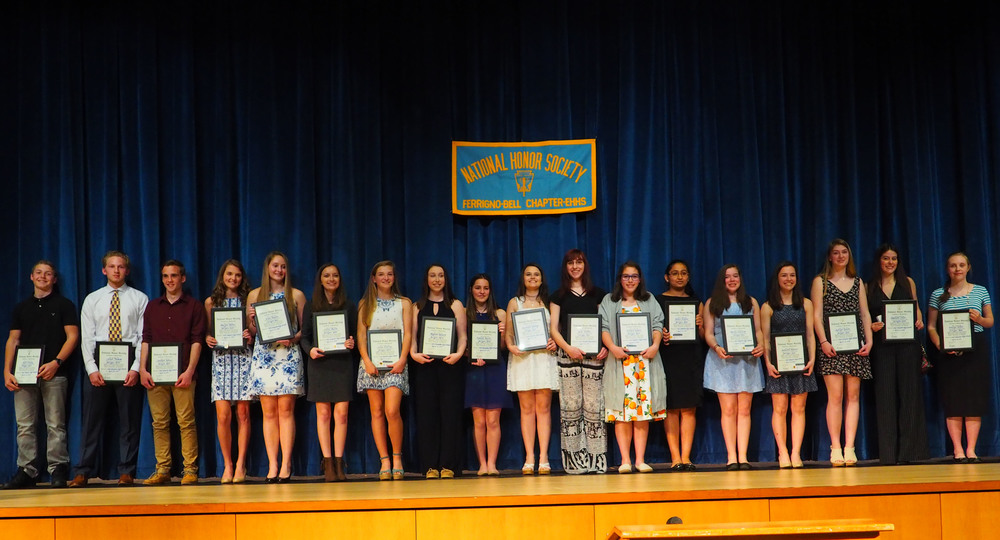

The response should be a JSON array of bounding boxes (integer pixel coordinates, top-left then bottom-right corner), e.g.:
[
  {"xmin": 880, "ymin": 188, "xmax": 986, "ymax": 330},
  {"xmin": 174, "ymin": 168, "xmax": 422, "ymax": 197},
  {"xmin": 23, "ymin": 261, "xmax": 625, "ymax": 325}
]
[{"xmin": 3, "ymin": 243, "xmax": 992, "ymax": 488}]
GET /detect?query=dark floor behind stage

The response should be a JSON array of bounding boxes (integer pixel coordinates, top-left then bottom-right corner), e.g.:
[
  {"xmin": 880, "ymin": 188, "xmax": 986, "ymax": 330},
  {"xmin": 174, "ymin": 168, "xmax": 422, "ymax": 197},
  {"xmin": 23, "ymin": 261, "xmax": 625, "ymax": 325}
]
[{"xmin": 2, "ymin": 462, "xmax": 999, "ymax": 539}]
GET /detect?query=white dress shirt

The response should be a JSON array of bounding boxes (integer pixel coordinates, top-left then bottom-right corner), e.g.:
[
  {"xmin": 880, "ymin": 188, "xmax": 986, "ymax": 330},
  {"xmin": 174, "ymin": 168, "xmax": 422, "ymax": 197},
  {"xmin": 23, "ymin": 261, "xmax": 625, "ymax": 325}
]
[{"xmin": 80, "ymin": 283, "xmax": 150, "ymax": 374}]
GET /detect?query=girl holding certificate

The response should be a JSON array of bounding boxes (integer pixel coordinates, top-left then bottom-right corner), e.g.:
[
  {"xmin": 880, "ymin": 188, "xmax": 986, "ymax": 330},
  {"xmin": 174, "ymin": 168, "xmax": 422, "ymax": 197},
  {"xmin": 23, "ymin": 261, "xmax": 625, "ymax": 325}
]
[
  {"xmin": 506, "ymin": 263, "xmax": 559, "ymax": 475},
  {"xmin": 549, "ymin": 249, "xmax": 609, "ymax": 474},
  {"xmin": 703, "ymin": 264, "xmax": 765, "ymax": 470},
  {"xmin": 410, "ymin": 264, "xmax": 467, "ymax": 479},
  {"xmin": 810, "ymin": 239, "xmax": 873, "ymax": 467},
  {"xmin": 656, "ymin": 259, "xmax": 704, "ymax": 471},
  {"xmin": 866, "ymin": 244, "xmax": 928, "ymax": 465},
  {"xmin": 356, "ymin": 261, "xmax": 412, "ymax": 480},
  {"xmin": 300, "ymin": 263, "xmax": 357, "ymax": 481},
  {"xmin": 599, "ymin": 261, "xmax": 665, "ymax": 474},
  {"xmin": 760, "ymin": 262, "xmax": 817, "ymax": 469},
  {"xmin": 465, "ymin": 273, "xmax": 511, "ymax": 476},
  {"xmin": 926, "ymin": 252, "xmax": 993, "ymax": 463},
  {"xmin": 247, "ymin": 252, "xmax": 307, "ymax": 482},
  {"xmin": 204, "ymin": 259, "xmax": 253, "ymax": 484}
]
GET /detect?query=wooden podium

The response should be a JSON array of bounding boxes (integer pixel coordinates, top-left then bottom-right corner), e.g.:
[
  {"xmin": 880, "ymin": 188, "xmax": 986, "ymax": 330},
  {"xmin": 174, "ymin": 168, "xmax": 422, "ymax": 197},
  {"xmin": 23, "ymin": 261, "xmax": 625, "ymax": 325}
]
[{"xmin": 608, "ymin": 519, "xmax": 894, "ymax": 539}]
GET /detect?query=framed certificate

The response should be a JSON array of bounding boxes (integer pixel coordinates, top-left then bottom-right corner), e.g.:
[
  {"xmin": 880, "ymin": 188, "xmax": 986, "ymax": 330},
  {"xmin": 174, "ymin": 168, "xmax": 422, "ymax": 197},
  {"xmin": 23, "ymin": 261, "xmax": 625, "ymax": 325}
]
[
  {"xmin": 510, "ymin": 308, "xmax": 550, "ymax": 352},
  {"xmin": 13, "ymin": 346, "xmax": 44, "ymax": 386},
  {"xmin": 212, "ymin": 307, "xmax": 246, "ymax": 350},
  {"xmin": 720, "ymin": 315, "xmax": 756, "ymax": 355},
  {"xmin": 469, "ymin": 321, "xmax": 500, "ymax": 363},
  {"xmin": 883, "ymin": 300, "xmax": 917, "ymax": 343},
  {"xmin": 253, "ymin": 298, "xmax": 294, "ymax": 344},
  {"xmin": 826, "ymin": 312, "xmax": 861, "ymax": 354},
  {"xmin": 314, "ymin": 311, "xmax": 349, "ymax": 353},
  {"xmin": 939, "ymin": 309, "xmax": 974, "ymax": 353},
  {"xmin": 96, "ymin": 342, "xmax": 133, "ymax": 384},
  {"xmin": 567, "ymin": 314, "xmax": 601, "ymax": 356},
  {"xmin": 420, "ymin": 316, "xmax": 457, "ymax": 358},
  {"xmin": 367, "ymin": 329, "xmax": 402, "ymax": 372},
  {"xmin": 617, "ymin": 312, "xmax": 652, "ymax": 352},
  {"xmin": 771, "ymin": 332, "xmax": 807, "ymax": 374},
  {"xmin": 149, "ymin": 343, "xmax": 182, "ymax": 385},
  {"xmin": 665, "ymin": 300, "xmax": 699, "ymax": 343}
]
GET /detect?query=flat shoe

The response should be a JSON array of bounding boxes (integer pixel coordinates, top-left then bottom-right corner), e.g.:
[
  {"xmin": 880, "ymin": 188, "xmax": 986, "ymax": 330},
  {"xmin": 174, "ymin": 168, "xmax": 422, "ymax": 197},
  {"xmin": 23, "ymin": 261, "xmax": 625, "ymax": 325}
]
[
  {"xmin": 791, "ymin": 459, "xmax": 804, "ymax": 469},
  {"xmin": 969, "ymin": 457, "xmax": 983, "ymax": 463},
  {"xmin": 618, "ymin": 464, "xmax": 632, "ymax": 474},
  {"xmin": 683, "ymin": 463, "xmax": 697, "ymax": 472},
  {"xmin": 635, "ymin": 463, "xmax": 653, "ymax": 473},
  {"xmin": 670, "ymin": 463, "xmax": 685, "ymax": 471},
  {"xmin": 739, "ymin": 462, "xmax": 753, "ymax": 471},
  {"xmin": 726, "ymin": 463, "xmax": 739, "ymax": 471}
]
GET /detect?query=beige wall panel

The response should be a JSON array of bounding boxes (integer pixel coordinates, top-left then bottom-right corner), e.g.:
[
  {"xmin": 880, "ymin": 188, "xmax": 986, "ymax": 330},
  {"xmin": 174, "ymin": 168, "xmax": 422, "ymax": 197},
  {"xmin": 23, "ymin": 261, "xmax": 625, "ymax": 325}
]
[
  {"xmin": 416, "ymin": 505, "xmax": 593, "ymax": 540},
  {"xmin": 237, "ymin": 510, "xmax": 414, "ymax": 540},
  {"xmin": 769, "ymin": 493, "xmax": 940, "ymax": 540},
  {"xmin": 940, "ymin": 491, "xmax": 1000, "ymax": 539},
  {"xmin": 57, "ymin": 515, "xmax": 235, "ymax": 540}
]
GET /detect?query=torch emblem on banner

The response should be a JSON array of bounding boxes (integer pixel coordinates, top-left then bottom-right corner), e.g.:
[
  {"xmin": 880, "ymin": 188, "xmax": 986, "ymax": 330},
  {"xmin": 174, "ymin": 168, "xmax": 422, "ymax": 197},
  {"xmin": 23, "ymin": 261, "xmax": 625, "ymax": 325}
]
[{"xmin": 515, "ymin": 170, "xmax": 534, "ymax": 196}]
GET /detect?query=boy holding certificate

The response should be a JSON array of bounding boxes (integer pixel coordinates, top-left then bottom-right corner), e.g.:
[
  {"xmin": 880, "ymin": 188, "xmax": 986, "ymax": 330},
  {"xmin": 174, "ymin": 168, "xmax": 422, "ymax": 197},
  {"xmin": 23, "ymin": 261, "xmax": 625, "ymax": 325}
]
[
  {"xmin": 2, "ymin": 261, "xmax": 79, "ymax": 489},
  {"xmin": 139, "ymin": 260, "xmax": 206, "ymax": 485},
  {"xmin": 70, "ymin": 251, "xmax": 149, "ymax": 487}
]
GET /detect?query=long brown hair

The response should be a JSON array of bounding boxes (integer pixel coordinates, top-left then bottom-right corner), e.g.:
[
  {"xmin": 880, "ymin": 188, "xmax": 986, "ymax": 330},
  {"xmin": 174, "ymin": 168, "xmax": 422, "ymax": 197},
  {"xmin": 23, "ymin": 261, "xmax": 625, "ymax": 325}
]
[
  {"xmin": 515, "ymin": 263, "xmax": 549, "ymax": 304},
  {"xmin": 360, "ymin": 260, "xmax": 403, "ymax": 326},
  {"xmin": 555, "ymin": 249, "xmax": 595, "ymax": 296},
  {"xmin": 310, "ymin": 263, "xmax": 348, "ymax": 312},
  {"xmin": 465, "ymin": 273, "xmax": 499, "ymax": 322},
  {"xmin": 610, "ymin": 261, "xmax": 651, "ymax": 302},
  {"xmin": 210, "ymin": 259, "xmax": 250, "ymax": 308},
  {"xmin": 709, "ymin": 264, "xmax": 753, "ymax": 317},
  {"xmin": 868, "ymin": 244, "xmax": 913, "ymax": 304},
  {"xmin": 416, "ymin": 263, "xmax": 457, "ymax": 310},
  {"xmin": 258, "ymin": 251, "xmax": 296, "ymax": 326}
]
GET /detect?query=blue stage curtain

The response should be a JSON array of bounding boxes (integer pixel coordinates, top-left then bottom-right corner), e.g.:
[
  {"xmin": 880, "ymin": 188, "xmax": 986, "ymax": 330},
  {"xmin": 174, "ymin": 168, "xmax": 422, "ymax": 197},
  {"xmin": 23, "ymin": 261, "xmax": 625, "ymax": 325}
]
[{"xmin": 3, "ymin": 1, "xmax": 1000, "ymax": 479}]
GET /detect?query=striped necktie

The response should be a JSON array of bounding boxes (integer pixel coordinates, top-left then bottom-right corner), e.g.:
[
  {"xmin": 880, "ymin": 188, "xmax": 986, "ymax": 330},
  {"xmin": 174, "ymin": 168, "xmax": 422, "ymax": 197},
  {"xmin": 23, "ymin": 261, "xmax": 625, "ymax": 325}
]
[{"xmin": 109, "ymin": 290, "xmax": 122, "ymax": 341}]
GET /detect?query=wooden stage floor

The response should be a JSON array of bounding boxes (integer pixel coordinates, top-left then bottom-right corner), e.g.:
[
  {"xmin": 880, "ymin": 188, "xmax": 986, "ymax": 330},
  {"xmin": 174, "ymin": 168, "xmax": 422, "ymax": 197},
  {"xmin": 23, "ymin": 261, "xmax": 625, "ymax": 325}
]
[{"xmin": 2, "ymin": 462, "xmax": 1000, "ymax": 539}]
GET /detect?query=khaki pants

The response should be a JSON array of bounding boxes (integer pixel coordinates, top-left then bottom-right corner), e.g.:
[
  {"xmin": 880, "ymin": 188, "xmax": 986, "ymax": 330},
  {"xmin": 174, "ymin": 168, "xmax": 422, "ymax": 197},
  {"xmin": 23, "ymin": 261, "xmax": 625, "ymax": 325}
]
[{"xmin": 147, "ymin": 382, "xmax": 198, "ymax": 474}]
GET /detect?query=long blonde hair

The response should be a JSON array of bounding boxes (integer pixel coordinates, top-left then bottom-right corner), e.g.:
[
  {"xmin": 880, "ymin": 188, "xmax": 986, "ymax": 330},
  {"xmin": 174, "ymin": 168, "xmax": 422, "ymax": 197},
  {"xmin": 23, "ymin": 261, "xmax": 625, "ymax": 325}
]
[
  {"xmin": 819, "ymin": 238, "xmax": 857, "ymax": 279},
  {"xmin": 360, "ymin": 260, "xmax": 402, "ymax": 326},
  {"xmin": 258, "ymin": 251, "xmax": 297, "ymax": 326}
]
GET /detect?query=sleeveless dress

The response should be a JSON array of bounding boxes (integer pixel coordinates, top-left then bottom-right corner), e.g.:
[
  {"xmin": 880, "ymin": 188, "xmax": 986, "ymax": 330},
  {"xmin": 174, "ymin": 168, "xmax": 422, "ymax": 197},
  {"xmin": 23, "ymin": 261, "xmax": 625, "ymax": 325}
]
[
  {"xmin": 506, "ymin": 298, "xmax": 559, "ymax": 391},
  {"xmin": 356, "ymin": 297, "xmax": 410, "ymax": 394},
  {"xmin": 703, "ymin": 303, "xmax": 765, "ymax": 393},
  {"xmin": 465, "ymin": 311, "xmax": 513, "ymax": 409},
  {"xmin": 818, "ymin": 278, "xmax": 872, "ymax": 379},
  {"xmin": 211, "ymin": 296, "xmax": 253, "ymax": 402},
  {"xmin": 656, "ymin": 294, "xmax": 705, "ymax": 409},
  {"xmin": 763, "ymin": 304, "xmax": 818, "ymax": 395},
  {"xmin": 249, "ymin": 292, "xmax": 305, "ymax": 396}
]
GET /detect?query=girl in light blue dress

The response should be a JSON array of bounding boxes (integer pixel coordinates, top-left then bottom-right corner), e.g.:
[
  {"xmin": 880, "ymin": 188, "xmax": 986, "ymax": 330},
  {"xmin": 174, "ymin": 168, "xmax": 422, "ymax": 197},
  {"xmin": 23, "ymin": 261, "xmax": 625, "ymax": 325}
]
[{"xmin": 703, "ymin": 264, "xmax": 764, "ymax": 470}]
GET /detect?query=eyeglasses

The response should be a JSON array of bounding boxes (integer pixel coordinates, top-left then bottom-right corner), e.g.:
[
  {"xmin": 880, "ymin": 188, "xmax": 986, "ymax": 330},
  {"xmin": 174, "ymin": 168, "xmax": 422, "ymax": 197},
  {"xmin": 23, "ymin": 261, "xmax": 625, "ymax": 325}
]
[{"xmin": 621, "ymin": 274, "xmax": 640, "ymax": 281}]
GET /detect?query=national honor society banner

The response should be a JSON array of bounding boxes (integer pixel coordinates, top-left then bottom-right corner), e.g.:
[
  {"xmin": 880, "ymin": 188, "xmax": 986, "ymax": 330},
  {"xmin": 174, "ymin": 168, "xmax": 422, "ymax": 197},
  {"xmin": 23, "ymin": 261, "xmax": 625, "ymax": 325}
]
[{"xmin": 452, "ymin": 139, "xmax": 597, "ymax": 216}]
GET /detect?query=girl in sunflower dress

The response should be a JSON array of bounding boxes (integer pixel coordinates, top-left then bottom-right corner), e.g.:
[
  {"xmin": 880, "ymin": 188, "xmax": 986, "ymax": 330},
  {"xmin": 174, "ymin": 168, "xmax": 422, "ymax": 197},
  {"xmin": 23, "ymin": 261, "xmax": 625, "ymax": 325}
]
[{"xmin": 599, "ymin": 261, "xmax": 666, "ymax": 474}]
